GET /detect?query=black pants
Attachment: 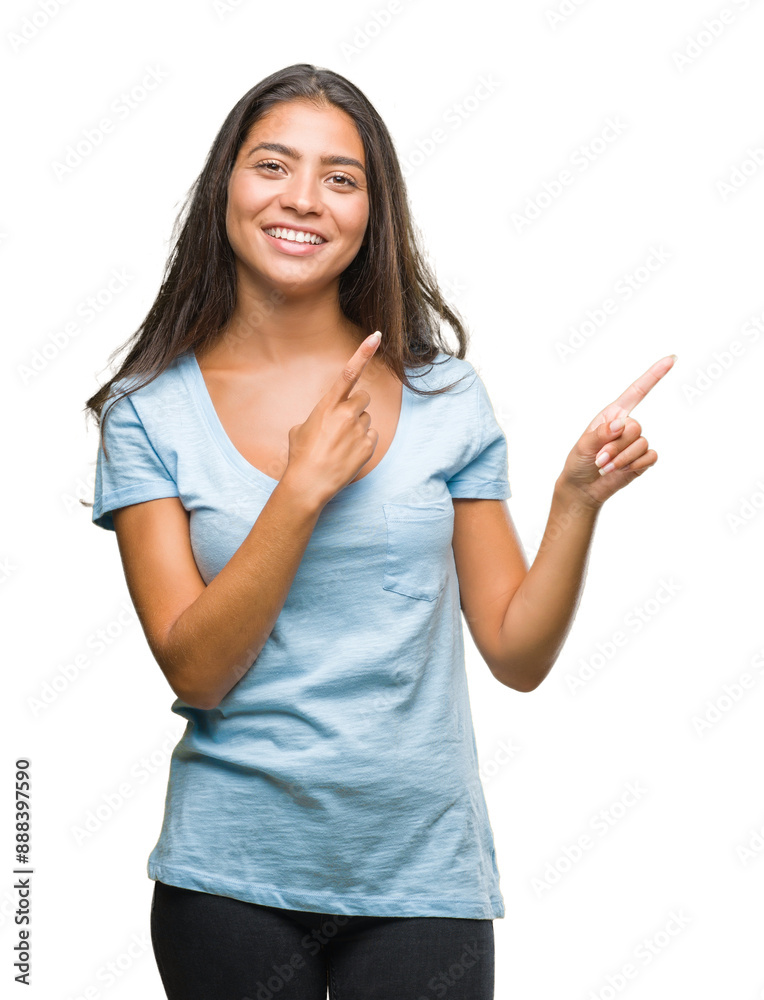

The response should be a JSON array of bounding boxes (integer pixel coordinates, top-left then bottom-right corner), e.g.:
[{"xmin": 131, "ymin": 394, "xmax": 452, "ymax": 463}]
[{"xmin": 150, "ymin": 879, "xmax": 495, "ymax": 999}]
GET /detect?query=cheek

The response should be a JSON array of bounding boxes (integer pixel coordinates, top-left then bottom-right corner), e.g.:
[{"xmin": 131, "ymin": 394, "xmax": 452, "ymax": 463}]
[
  {"xmin": 339, "ymin": 201, "xmax": 369, "ymax": 241},
  {"xmin": 227, "ymin": 175, "xmax": 265, "ymax": 222}
]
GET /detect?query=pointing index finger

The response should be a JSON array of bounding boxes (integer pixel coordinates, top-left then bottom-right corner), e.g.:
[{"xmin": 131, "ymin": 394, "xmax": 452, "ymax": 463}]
[
  {"xmin": 329, "ymin": 331, "xmax": 382, "ymax": 403},
  {"xmin": 611, "ymin": 354, "xmax": 676, "ymax": 417}
]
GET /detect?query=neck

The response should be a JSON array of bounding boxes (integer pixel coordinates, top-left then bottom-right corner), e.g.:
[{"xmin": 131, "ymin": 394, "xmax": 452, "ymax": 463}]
[{"xmin": 207, "ymin": 272, "xmax": 366, "ymax": 370}]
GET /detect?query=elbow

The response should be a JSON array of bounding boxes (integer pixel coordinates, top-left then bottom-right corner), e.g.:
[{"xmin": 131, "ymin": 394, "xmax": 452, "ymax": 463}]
[
  {"xmin": 489, "ymin": 657, "xmax": 545, "ymax": 693},
  {"xmin": 487, "ymin": 630, "xmax": 558, "ymax": 692},
  {"xmin": 153, "ymin": 626, "xmax": 222, "ymax": 711},
  {"xmin": 513, "ymin": 677, "xmax": 541, "ymax": 694},
  {"xmin": 190, "ymin": 696, "xmax": 222, "ymax": 711},
  {"xmin": 158, "ymin": 654, "xmax": 222, "ymax": 711},
  {"xmin": 175, "ymin": 685, "xmax": 221, "ymax": 711},
  {"xmin": 496, "ymin": 673, "xmax": 540, "ymax": 693},
  {"xmin": 169, "ymin": 670, "xmax": 222, "ymax": 710}
]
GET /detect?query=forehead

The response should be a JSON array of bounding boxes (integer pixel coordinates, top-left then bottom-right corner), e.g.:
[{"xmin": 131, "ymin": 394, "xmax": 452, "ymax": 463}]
[{"xmin": 243, "ymin": 100, "xmax": 365, "ymax": 161}]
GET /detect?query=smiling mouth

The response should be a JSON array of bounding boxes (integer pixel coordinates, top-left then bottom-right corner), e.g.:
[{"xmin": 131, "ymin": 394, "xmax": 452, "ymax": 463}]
[{"xmin": 263, "ymin": 227, "xmax": 327, "ymax": 245}]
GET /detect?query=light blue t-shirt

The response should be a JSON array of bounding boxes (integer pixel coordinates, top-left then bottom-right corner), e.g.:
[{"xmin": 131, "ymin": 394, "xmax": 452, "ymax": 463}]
[{"xmin": 92, "ymin": 348, "xmax": 512, "ymax": 919}]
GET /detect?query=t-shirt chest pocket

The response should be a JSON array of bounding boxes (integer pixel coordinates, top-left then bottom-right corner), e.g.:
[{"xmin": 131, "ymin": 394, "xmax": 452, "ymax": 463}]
[{"xmin": 381, "ymin": 495, "xmax": 455, "ymax": 602}]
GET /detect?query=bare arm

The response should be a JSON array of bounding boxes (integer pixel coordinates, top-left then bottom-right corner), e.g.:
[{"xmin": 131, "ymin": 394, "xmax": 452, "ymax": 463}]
[
  {"xmin": 114, "ymin": 477, "xmax": 323, "ymax": 709},
  {"xmin": 494, "ymin": 480, "xmax": 600, "ymax": 691},
  {"xmin": 111, "ymin": 331, "xmax": 384, "ymax": 710},
  {"xmin": 454, "ymin": 355, "xmax": 675, "ymax": 692},
  {"xmin": 452, "ymin": 481, "xmax": 599, "ymax": 693}
]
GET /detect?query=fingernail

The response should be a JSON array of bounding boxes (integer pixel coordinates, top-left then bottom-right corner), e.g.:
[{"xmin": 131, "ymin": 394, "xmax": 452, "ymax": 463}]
[
  {"xmin": 369, "ymin": 330, "xmax": 382, "ymax": 342},
  {"xmin": 609, "ymin": 418, "xmax": 625, "ymax": 432},
  {"xmin": 595, "ymin": 451, "xmax": 610, "ymax": 468},
  {"xmin": 599, "ymin": 461, "xmax": 615, "ymax": 476}
]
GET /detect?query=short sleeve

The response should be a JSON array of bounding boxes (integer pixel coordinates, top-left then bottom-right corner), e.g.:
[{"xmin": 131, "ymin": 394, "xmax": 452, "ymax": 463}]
[
  {"xmin": 92, "ymin": 388, "xmax": 179, "ymax": 532},
  {"xmin": 446, "ymin": 369, "xmax": 512, "ymax": 500}
]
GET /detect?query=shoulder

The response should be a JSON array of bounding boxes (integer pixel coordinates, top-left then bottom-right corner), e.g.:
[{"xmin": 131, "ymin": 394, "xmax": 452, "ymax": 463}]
[{"xmin": 105, "ymin": 353, "xmax": 190, "ymax": 423}]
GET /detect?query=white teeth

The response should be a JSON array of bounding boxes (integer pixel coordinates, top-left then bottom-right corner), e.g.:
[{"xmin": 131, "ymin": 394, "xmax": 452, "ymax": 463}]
[{"xmin": 265, "ymin": 227, "xmax": 325, "ymax": 245}]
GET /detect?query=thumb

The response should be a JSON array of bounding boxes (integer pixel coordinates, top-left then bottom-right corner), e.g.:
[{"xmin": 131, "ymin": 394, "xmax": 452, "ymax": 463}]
[{"xmin": 579, "ymin": 415, "xmax": 626, "ymax": 460}]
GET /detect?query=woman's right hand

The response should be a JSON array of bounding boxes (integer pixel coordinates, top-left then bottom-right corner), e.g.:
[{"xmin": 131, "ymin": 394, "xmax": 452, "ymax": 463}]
[{"xmin": 282, "ymin": 331, "xmax": 383, "ymax": 509}]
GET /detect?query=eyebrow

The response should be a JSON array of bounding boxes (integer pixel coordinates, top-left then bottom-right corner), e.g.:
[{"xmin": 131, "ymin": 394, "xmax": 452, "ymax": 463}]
[{"xmin": 244, "ymin": 141, "xmax": 366, "ymax": 174}]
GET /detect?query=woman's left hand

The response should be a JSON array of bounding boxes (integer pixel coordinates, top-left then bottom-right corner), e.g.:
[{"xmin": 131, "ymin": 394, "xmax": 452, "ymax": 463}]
[{"xmin": 558, "ymin": 355, "xmax": 676, "ymax": 510}]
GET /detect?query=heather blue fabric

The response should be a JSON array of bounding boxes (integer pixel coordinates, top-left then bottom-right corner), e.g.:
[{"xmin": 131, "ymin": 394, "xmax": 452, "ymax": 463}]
[{"xmin": 92, "ymin": 349, "xmax": 512, "ymax": 919}]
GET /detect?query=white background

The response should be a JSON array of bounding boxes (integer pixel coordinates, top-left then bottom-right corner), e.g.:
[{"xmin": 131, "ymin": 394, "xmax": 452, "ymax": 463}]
[{"xmin": 4, "ymin": 0, "xmax": 763, "ymax": 997}]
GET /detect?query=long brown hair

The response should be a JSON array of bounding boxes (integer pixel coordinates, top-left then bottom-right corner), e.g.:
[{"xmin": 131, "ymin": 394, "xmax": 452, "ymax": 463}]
[{"xmin": 84, "ymin": 62, "xmax": 472, "ymax": 465}]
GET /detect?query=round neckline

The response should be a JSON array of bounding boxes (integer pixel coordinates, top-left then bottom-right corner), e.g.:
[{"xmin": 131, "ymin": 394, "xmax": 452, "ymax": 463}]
[{"xmin": 183, "ymin": 349, "xmax": 414, "ymax": 503}]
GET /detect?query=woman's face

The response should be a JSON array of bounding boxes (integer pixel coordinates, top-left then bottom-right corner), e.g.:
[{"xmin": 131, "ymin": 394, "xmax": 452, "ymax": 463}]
[{"xmin": 225, "ymin": 99, "xmax": 370, "ymax": 298}]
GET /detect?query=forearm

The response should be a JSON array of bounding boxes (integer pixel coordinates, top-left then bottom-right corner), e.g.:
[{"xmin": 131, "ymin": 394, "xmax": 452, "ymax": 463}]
[
  {"xmin": 162, "ymin": 473, "xmax": 323, "ymax": 709},
  {"xmin": 494, "ymin": 478, "xmax": 601, "ymax": 691}
]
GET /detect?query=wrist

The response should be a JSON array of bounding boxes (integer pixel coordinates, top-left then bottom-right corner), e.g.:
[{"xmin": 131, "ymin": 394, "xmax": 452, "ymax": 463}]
[
  {"xmin": 277, "ymin": 468, "xmax": 329, "ymax": 518},
  {"xmin": 553, "ymin": 476, "xmax": 603, "ymax": 518}
]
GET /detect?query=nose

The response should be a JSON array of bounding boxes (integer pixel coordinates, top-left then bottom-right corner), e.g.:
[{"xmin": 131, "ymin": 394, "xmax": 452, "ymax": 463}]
[{"xmin": 278, "ymin": 167, "xmax": 323, "ymax": 217}]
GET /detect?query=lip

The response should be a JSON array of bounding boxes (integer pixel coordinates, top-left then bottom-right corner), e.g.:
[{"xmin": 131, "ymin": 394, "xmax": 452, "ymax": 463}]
[{"xmin": 261, "ymin": 229, "xmax": 329, "ymax": 256}]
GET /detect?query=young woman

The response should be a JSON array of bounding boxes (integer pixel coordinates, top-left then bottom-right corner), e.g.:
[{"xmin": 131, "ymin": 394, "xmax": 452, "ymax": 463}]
[{"xmin": 85, "ymin": 63, "xmax": 674, "ymax": 999}]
